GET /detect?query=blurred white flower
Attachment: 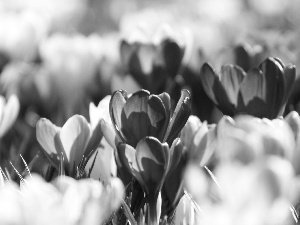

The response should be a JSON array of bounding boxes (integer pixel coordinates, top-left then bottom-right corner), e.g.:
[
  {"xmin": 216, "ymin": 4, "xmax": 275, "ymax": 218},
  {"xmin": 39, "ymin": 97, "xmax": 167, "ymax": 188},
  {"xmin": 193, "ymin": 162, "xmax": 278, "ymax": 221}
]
[
  {"xmin": 0, "ymin": 174, "xmax": 124, "ymax": 225},
  {"xmin": 0, "ymin": 94, "xmax": 20, "ymax": 138},
  {"xmin": 0, "ymin": 10, "xmax": 49, "ymax": 61},
  {"xmin": 40, "ymin": 33, "xmax": 104, "ymax": 118},
  {"xmin": 1, "ymin": 0, "xmax": 88, "ymax": 32},
  {"xmin": 216, "ymin": 115, "xmax": 295, "ymax": 164}
]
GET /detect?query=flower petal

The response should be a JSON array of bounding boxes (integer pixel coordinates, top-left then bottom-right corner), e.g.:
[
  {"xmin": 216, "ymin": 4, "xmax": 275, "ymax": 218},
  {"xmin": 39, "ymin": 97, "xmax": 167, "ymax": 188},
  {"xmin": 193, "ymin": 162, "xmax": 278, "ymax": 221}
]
[
  {"xmin": 117, "ymin": 142, "xmax": 143, "ymax": 186},
  {"xmin": 109, "ymin": 90, "xmax": 127, "ymax": 141},
  {"xmin": 200, "ymin": 63, "xmax": 235, "ymax": 116},
  {"xmin": 84, "ymin": 120, "xmax": 103, "ymax": 160},
  {"xmin": 200, "ymin": 63, "xmax": 219, "ymax": 105},
  {"xmin": 160, "ymin": 39, "xmax": 184, "ymax": 78},
  {"xmin": 163, "ymin": 89, "xmax": 191, "ymax": 145},
  {"xmin": 238, "ymin": 68, "xmax": 270, "ymax": 118},
  {"xmin": 0, "ymin": 95, "xmax": 20, "ymax": 137},
  {"xmin": 89, "ymin": 95, "xmax": 111, "ymax": 129},
  {"xmin": 120, "ymin": 40, "xmax": 134, "ymax": 71},
  {"xmin": 60, "ymin": 115, "xmax": 90, "ymax": 174},
  {"xmin": 282, "ymin": 64, "xmax": 296, "ymax": 106},
  {"xmin": 136, "ymin": 137, "xmax": 167, "ymax": 196},
  {"xmin": 36, "ymin": 118, "xmax": 64, "ymax": 169},
  {"xmin": 167, "ymin": 138, "xmax": 184, "ymax": 177},
  {"xmin": 101, "ymin": 119, "xmax": 122, "ymax": 150},
  {"xmin": 259, "ymin": 58, "xmax": 284, "ymax": 118},
  {"xmin": 220, "ymin": 65, "xmax": 245, "ymax": 106}
]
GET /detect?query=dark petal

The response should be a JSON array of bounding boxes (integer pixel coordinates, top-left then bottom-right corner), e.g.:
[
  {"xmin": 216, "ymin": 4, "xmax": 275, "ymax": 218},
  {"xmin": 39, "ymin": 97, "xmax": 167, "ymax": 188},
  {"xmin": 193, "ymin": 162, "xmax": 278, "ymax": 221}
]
[
  {"xmin": 161, "ymin": 158, "xmax": 185, "ymax": 216},
  {"xmin": 122, "ymin": 90, "xmax": 168, "ymax": 146},
  {"xmin": 158, "ymin": 92, "xmax": 172, "ymax": 139},
  {"xmin": 117, "ymin": 143, "xmax": 143, "ymax": 185},
  {"xmin": 160, "ymin": 38, "xmax": 184, "ymax": 78},
  {"xmin": 84, "ymin": 120, "xmax": 103, "ymax": 160},
  {"xmin": 163, "ymin": 89, "xmax": 191, "ymax": 145},
  {"xmin": 273, "ymin": 57, "xmax": 285, "ymax": 68},
  {"xmin": 259, "ymin": 58, "xmax": 284, "ymax": 119},
  {"xmin": 147, "ymin": 95, "xmax": 168, "ymax": 140},
  {"xmin": 121, "ymin": 90, "xmax": 149, "ymax": 146},
  {"xmin": 220, "ymin": 64, "xmax": 245, "ymax": 106},
  {"xmin": 238, "ymin": 68, "xmax": 270, "ymax": 117},
  {"xmin": 110, "ymin": 90, "xmax": 128, "ymax": 141},
  {"xmin": 36, "ymin": 118, "xmax": 64, "ymax": 169},
  {"xmin": 200, "ymin": 63, "xmax": 235, "ymax": 116},
  {"xmin": 166, "ymin": 138, "xmax": 184, "ymax": 177},
  {"xmin": 136, "ymin": 137, "xmax": 168, "ymax": 196},
  {"xmin": 282, "ymin": 64, "xmax": 296, "ymax": 105},
  {"xmin": 234, "ymin": 44, "xmax": 252, "ymax": 71},
  {"xmin": 200, "ymin": 63, "xmax": 219, "ymax": 105}
]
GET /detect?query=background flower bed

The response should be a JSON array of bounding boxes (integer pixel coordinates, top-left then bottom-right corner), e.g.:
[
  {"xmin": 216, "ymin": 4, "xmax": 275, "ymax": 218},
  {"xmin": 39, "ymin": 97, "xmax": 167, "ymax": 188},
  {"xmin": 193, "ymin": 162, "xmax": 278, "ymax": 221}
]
[{"xmin": 0, "ymin": 0, "xmax": 300, "ymax": 224}]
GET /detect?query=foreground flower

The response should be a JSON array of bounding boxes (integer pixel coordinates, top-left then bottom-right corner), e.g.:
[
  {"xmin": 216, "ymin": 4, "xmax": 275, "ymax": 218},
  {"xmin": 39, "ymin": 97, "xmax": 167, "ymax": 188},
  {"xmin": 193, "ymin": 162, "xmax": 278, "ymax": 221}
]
[
  {"xmin": 216, "ymin": 115, "xmax": 295, "ymax": 164},
  {"xmin": 200, "ymin": 57, "xmax": 296, "ymax": 119},
  {"xmin": 0, "ymin": 95, "xmax": 20, "ymax": 138},
  {"xmin": 0, "ymin": 174, "xmax": 124, "ymax": 225},
  {"xmin": 36, "ymin": 115, "xmax": 103, "ymax": 178},
  {"xmin": 185, "ymin": 156, "xmax": 296, "ymax": 225},
  {"xmin": 101, "ymin": 89, "xmax": 191, "ymax": 224}
]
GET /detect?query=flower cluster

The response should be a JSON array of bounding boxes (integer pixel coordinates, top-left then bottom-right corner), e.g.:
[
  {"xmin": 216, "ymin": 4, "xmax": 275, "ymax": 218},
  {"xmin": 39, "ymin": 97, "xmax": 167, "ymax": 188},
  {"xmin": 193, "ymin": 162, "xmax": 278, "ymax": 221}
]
[{"xmin": 1, "ymin": 1, "xmax": 300, "ymax": 225}]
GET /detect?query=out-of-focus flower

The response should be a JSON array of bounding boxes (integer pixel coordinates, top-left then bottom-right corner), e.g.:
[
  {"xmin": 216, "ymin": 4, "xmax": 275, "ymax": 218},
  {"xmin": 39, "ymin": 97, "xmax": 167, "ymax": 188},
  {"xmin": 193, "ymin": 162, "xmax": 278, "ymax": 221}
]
[
  {"xmin": 101, "ymin": 89, "xmax": 191, "ymax": 224},
  {"xmin": 0, "ymin": 62, "xmax": 55, "ymax": 118},
  {"xmin": 36, "ymin": 115, "xmax": 103, "ymax": 178},
  {"xmin": 185, "ymin": 157, "xmax": 296, "ymax": 225},
  {"xmin": 0, "ymin": 94, "xmax": 20, "ymax": 138},
  {"xmin": 2, "ymin": 0, "xmax": 88, "ymax": 33},
  {"xmin": 0, "ymin": 174, "xmax": 124, "ymax": 225},
  {"xmin": 201, "ymin": 57, "xmax": 296, "ymax": 119},
  {"xmin": 180, "ymin": 115, "xmax": 217, "ymax": 166},
  {"xmin": 218, "ymin": 43, "xmax": 269, "ymax": 72},
  {"xmin": 216, "ymin": 115, "xmax": 295, "ymax": 164},
  {"xmin": 120, "ymin": 25, "xmax": 185, "ymax": 95},
  {"xmin": 249, "ymin": 0, "xmax": 291, "ymax": 16},
  {"xmin": 40, "ymin": 33, "xmax": 104, "ymax": 120},
  {"xmin": 0, "ymin": 10, "xmax": 49, "ymax": 62},
  {"xmin": 285, "ymin": 111, "xmax": 300, "ymax": 174}
]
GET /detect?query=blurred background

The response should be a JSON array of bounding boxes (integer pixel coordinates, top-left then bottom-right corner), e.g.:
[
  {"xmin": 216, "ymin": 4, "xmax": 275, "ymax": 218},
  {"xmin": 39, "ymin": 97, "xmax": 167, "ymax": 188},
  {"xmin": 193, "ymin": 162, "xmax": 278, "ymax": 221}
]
[{"xmin": 0, "ymin": 0, "xmax": 300, "ymax": 176}]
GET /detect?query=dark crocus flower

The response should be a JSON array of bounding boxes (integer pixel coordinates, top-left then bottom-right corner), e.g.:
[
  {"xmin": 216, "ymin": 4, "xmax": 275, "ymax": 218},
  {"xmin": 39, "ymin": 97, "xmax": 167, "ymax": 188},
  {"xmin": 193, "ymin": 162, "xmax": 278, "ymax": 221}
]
[
  {"xmin": 101, "ymin": 89, "xmax": 191, "ymax": 224},
  {"xmin": 120, "ymin": 35, "xmax": 185, "ymax": 95},
  {"xmin": 221, "ymin": 43, "xmax": 269, "ymax": 72},
  {"xmin": 200, "ymin": 57, "xmax": 296, "ymax": 119}
]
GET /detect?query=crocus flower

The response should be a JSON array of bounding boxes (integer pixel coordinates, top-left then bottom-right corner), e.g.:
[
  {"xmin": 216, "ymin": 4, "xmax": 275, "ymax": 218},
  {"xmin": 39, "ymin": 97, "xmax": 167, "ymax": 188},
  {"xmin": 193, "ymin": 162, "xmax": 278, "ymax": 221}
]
[
  {"xmin": 0, "ymin": 10, "xmax": 49, "ymax": 62},
  {"xmin": 0, "ymin": 174, "xmax": 124, "ymax": 225},
  {"xmin": 101, "ymin": 89, "xmax": 191, "ymax": 224},
  {"xmin": 180, "ymin": 115, "xmax": 217, "ymax": 166},
  {"xmin": 200, "ymin": 57, "xmax": 296, "ymax": 119},
  {"xmin": 216, "ymin": 115, "xmax": 295, "ymax": 164},
  {"xmin": 36, "ymin": 114, "xmax": 103, "ymax": 178},
  {"xmin": 184, "ymin": 156, "xmax": 296, "ymax": 225},
  {"xmin": 0, "ymin": 94, "xmax": 20, "ymax": 138},
  {"xmin": 219, "ymin": 43, "xmax": 269, "ymax": 72},
  {"xmin": 85, "ymin": 96, "xmax": 117, "ymax": 184},
  {"xmin": 120, "ymin": 26, "xmax": 185, "ymax": 94}
]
